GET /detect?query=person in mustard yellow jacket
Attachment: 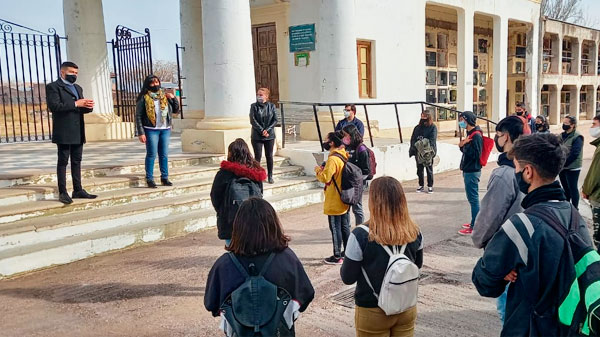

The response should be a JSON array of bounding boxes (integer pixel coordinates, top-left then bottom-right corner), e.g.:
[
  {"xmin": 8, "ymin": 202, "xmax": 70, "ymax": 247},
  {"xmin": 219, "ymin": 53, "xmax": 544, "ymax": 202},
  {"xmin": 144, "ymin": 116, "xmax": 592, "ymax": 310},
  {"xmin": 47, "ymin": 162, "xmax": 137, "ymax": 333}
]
[{"xmin": 315, "ymin": 131, "xmax": 351, "ymax": 265}]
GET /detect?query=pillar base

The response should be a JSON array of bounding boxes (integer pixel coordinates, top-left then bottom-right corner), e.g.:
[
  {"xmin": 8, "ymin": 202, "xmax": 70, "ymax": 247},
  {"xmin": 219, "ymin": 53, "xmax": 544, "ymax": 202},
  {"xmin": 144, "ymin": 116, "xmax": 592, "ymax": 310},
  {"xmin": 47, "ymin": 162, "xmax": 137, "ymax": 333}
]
[
  {"xmin": 180, "ymin": 117, "xmax": 250, "ymax": 154},
  {"xmin": 299, "ymin": 119, "xmax": 380, "ymax": 141},
  {"xmin": 85, "ymin": 122, "xmax": 135, "ymax": 141}
]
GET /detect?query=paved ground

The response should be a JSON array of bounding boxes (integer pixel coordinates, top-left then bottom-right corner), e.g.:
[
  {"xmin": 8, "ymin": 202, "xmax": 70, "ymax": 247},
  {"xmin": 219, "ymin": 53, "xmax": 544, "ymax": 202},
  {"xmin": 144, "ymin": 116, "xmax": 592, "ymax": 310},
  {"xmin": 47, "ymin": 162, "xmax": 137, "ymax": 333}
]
[{"xmin": 0, "ymin": 125, "xmax": 596, "ymax": 337}]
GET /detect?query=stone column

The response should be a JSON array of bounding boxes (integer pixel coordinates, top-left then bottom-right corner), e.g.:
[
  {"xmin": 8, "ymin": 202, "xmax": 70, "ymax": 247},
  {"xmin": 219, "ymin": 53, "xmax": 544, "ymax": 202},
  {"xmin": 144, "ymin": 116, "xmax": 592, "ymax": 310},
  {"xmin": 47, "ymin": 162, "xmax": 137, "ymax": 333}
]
[
  {"xmin": 175, "ymin": 0, "xmax": 205, "ymax": 132},
  {"xmin": 457, "ymin": 9, "xmax": 474, "ymax": 113},
  {"xmin": 525, "ymin": 20, "xmax": 540, "ymax": 118},
  {"xmin": 63, "ymin": 0, "xmax": 134, "ymax": 140},
  {"xmin": 549, "ymin": 85, "xmax": 561, "ymax": 125},
  {"xmin": 571, "ymin": 85, "xmax": 581, "ymax": 123},
  {"xmin": 492, "ymin": 16, "xmax": 508, "ymax": 122},
  {"xmin": 587, "ymin": 85, "xmax": 596, "ymax": 119},
  {"xmin": 181, "ymin": 0, "xmax": 256, "ymax": 153}
]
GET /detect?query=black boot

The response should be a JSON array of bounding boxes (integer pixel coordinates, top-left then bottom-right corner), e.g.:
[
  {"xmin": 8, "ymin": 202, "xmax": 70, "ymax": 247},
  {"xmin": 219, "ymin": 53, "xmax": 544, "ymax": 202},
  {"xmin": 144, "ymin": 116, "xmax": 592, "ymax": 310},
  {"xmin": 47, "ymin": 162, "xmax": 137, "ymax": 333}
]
[
  {"xmin": 72, "ymin": 189, "xmax": 97, "ymax": 199},
  {"xmin": 161, "ymin": 178, "xmax": 173, "ymax": 186},
  {"xmin": 146, "ymin": 179, "xmax": 157, "ymax": 188},
  {"xmin": 58, "ymin": 192, "xmax": 73, "ymax": 204},
  {"xmin": 268, "ymin": 175, "xmax": 274, "ymax": 184}
]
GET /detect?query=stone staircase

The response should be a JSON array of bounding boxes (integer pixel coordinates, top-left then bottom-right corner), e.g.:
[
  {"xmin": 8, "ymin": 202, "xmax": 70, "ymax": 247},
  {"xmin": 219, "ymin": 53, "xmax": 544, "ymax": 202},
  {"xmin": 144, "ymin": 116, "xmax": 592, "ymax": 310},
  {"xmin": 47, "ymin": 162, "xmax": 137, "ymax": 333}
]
[{"xmin": 0, "ymin": 156, "xmax": 324, "ymax": 278}]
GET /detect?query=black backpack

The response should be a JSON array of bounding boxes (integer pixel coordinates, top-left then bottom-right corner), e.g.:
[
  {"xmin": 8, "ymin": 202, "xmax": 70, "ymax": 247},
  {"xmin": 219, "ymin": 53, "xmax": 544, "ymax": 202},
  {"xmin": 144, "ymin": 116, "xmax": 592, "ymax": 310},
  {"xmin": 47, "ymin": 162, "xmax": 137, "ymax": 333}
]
[
  {"xmin": 330, "ymin": 153, "xmax": 363, "ymax": 206},
  {"xmin": 225, "ymin": 177, "xmax": 262, "ymax": 225},
  {"xmin": 525, "ymin": 204, "xmax": 600, "ymax": 336},
  {"xmin": 220, "ymin": 253, "xmax": 294, "ymax": 337}
]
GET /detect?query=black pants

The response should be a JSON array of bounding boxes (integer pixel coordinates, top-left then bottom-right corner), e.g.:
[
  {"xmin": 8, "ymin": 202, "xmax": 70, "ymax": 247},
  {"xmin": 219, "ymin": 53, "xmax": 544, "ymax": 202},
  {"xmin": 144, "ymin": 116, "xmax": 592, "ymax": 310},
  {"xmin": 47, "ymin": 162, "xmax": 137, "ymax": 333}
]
[
  {"xmin": 417, "ymin": 162, "xmax": 434, "ymax": 188},
  {"xmin": 559, "ymin": 169, "xmax": 581, "ymax": 209},
  {"xmin": 252, "ymin": 139, "xmax": 275, "ymax": 177},
  {"xmin": 57, "ymin": 143, "xmax": 84, "ymax": 194}
]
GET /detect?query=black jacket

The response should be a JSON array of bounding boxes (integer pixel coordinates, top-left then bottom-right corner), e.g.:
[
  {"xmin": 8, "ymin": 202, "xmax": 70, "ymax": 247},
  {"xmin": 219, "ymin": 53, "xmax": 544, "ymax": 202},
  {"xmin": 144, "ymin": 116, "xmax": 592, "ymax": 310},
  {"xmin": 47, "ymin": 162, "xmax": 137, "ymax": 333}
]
[
  {"xmin": 472, "ymin": 182, "xmax": 592, "ymax": 337},
  {"xmin": 46, "ymin": 79, "xmax": 93, "ymax": 144},
  {"xmin": 135, "ymin": 91, "xmax": 179, "ymax": 136},
  {"xmin": 460, "ymin": 126, "xmax": 483, "ymax": 173},
  {"xmin": 210, "ymin": 161, "xmax": 266, "ymax": 240},
  {"xmin": 347, "ymin": 143, "xmax": 370, "ymax": 177},
  {"xmin": 250, "ymin": 102, "xmax": 278, "ymax": 141},
  {"xmin": 204, "ymin": 247, "xmax": 315, "ymax": 317},
  {"xmin": 409, "ymin": 123, "xmax": 438, "ymax": 158}
]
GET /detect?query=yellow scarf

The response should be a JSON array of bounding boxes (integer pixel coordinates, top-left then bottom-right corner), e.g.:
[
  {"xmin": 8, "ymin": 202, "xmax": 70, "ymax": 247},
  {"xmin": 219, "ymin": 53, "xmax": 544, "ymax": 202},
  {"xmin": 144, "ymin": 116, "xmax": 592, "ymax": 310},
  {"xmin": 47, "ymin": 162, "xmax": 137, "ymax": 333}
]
[{"xmin": 144, "ymin": 90, "xmax": 168, "ymax": 126}]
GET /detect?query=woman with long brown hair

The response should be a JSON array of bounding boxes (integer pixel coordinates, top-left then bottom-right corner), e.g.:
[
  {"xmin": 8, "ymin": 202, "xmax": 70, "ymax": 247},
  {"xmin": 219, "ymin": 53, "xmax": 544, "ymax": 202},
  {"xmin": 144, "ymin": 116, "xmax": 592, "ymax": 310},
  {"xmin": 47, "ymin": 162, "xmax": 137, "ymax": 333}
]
[
  {"xmin": 341, "ymin": 176, "xmax": 423, "ymax": 337},
  {"xmin": 409, "ymin": 110, "xmax": 437, "ymax": 193},
  {"xmin": 204, "ymin": 198, "xmax": 315, "ymax": 336},
  {"xmin": 210, "ymin": 138, "xmax": 266, "ymax": 246}
]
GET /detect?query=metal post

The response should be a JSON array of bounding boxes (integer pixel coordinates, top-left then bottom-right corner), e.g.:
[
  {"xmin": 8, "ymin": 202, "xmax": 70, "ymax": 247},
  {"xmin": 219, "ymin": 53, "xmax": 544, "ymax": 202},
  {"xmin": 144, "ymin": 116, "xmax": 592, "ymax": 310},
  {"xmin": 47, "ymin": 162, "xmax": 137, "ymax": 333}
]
[
  {"xmin": 486, "ymin": 120, "xmax": 491, "ymax": 138},
  {"xmin": 394, "ymin": 104, "xmax": 403, "ymax": 143},
  {"xmin": 313, "ymin": 104, "xmax": 324, "ymax": 151},
  {"xmin": 328, "ymin": 105, "xmax": 336, "ymax": 129},
  {"xmin": 363, "ymin": 105, "xmax": 374, "ymax": 147},
  {"xmin": 280, "ymin": 103, "xmax": 286, "ymax": 148},
  {"xmin": 175, "ymin": 43, "xmax": 185, "ymax": 118},
  {"xmin": 111, "ymin": 39, "xmax": 120, "ymax": 118}
]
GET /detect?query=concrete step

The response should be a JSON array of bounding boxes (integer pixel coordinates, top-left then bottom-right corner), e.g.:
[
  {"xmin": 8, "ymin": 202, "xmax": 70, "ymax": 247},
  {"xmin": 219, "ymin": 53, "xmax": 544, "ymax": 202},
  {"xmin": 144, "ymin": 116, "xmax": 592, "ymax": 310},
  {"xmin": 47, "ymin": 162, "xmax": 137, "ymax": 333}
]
[
  {"xmin": 0, "ymin": 163, "xmax": 304, "ymax": 208},
  {"xmin": 0, "ymin": 188, "xmax": 325, "ymax": 278},
  {"xmin": 0, "ymin": 155, "xmax": 289, "ymax": 188},
  {"xmin": 0, "ymin": 167, "xmax": 312, "ymax": 225}
]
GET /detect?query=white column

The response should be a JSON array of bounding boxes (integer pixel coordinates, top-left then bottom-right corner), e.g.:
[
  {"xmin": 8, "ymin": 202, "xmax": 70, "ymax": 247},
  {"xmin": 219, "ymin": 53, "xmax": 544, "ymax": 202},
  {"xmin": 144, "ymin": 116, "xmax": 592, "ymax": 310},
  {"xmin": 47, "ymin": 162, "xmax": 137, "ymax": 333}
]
[
  {"xmin": 571, "ymin": 85, "xmax": 581, "ymax": 123},
  {"xmin": 182, "ymin": 0, "xmax": 256, "ymax": 153},
  {"xmin": 63, "ymin": 0, "xmax": 114, "ymax": 119},
  {"xmin": 177, "ymin": 0, "xmax": 205, "ymax": 131},
  {"xmin": 550, "ymin": 85, "xmax": 561, "ymax": 125},
  {"xmin": 318, "ymin": 0, "xmax": 359, "ymax": 103},
  {"xmin": 587, "ymin": 85, "xmax": 596, "ymax": 119},
  {"xmin": 525, "ymin": 20, "xmax": 540, "ymax": 118},
  {"xmin": 492, "ymin": 16, "xmax": 508, "ymax": 122},
  {"xmin": 457, "ymin": 9, "xmax": 474, "ymax": 113}
]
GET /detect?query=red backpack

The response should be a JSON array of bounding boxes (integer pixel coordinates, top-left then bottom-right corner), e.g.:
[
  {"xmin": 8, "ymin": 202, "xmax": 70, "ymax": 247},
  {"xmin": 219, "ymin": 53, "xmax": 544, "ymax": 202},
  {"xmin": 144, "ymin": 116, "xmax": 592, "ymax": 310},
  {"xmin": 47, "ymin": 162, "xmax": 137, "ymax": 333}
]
[
  {"xmin": 468, "ymin": 130, "xmax": 494, "ymax": 166},
  {"xmin": 358, "ymin": 144, "xmax": 377, "ymax": 179}
]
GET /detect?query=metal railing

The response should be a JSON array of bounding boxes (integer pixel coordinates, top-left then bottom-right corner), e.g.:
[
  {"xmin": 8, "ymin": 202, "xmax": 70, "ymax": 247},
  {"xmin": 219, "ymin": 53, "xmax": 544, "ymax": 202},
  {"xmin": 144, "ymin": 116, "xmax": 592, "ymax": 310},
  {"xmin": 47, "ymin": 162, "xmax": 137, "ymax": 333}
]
[
  {"xmin": 278, "ymin": 100, "xmax": 497, "ymax": 151},
  {"xmin": 175, "ymin": 43, "xmax": 186, "ymax": 118}
]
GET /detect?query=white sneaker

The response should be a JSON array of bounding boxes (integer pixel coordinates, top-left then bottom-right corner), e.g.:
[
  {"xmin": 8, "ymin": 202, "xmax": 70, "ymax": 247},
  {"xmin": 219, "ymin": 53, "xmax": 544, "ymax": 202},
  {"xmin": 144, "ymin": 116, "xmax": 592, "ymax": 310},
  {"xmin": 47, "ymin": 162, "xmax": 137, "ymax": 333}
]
[
  {"xmin": 427, "ymin": 187, "xmax": 434, "ymax": 194},
  {"xmin": 416, "ymin": 186, "xmax": 424, "ymax": 193}
]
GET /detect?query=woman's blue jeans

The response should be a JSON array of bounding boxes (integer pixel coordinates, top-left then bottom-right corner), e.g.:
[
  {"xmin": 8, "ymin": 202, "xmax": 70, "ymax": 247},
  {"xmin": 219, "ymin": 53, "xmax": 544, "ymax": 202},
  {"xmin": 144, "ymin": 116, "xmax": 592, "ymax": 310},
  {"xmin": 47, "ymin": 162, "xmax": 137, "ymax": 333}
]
[{"xmin": 144, "ymin": 128, "xmax": 171, "ymax": 180}]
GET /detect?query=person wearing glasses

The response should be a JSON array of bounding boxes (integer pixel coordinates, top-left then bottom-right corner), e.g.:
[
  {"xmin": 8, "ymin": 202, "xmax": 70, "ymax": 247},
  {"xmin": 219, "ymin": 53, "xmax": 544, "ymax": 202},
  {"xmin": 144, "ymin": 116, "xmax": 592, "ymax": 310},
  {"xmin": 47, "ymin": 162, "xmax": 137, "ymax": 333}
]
[{"xmin": 335, "ymin": 104, "xmax": 365, "ymax": 136}]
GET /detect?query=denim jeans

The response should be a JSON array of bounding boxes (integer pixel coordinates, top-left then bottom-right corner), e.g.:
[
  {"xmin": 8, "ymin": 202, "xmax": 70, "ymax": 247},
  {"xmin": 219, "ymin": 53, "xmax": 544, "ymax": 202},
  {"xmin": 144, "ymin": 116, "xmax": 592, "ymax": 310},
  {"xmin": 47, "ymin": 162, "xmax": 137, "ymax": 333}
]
[
  {"xmin": 328, "ymin": 212, "xmax": 350, "ymax": 258},
  {"xmin": 496, "ymin": 284, "xmax": 509, "ymax": 324},
  {"xmin": 144, "ymin": 128, "xmax": 171, "ymax": 180},
  {"xmin": 463, "ymin": 171, "xmax": 481, "ymax": 228},
  {"xmin": 351, "ymin": 181, "xmax": 368, "ymax": 226}
]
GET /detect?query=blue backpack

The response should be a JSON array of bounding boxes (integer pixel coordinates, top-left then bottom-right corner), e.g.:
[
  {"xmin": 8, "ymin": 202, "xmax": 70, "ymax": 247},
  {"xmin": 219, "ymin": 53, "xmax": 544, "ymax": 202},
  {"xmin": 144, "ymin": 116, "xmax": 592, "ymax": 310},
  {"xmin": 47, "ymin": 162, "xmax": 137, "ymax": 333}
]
[{"xmin": 220, "ymin": 253, "xmax": 294, "ymax": 336}]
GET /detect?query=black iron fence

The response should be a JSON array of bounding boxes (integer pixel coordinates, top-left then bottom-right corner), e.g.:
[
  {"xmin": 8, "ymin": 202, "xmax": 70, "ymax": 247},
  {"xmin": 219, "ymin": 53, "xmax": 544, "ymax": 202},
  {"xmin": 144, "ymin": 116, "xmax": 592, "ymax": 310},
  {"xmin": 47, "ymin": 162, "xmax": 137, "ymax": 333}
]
[
  {"xmin": 110, "ymin": 26, "xmax": 152, "ymax": 123},
  {"xmin": 175, "ymin": 43, "xmax": 186, "ymax": 118},
  {"xmin": 0, "ymin": 19, "xmax": 65, "ymax": 143},
  {"xmin": 278, "ymin": 101, "xmax": 497, "ymax": 151}
]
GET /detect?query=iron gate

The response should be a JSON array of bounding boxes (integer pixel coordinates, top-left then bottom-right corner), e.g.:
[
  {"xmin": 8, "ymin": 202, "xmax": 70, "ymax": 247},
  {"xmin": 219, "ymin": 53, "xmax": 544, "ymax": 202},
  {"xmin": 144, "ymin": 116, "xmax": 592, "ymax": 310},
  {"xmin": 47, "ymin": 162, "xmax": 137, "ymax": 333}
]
[
  {"xmin": 110, "ymin": 25, "xmax": 153, "ymax": 123},
  {"xmin": 0, "ymin": 19, "xmax": 65, "ymax": 143}
]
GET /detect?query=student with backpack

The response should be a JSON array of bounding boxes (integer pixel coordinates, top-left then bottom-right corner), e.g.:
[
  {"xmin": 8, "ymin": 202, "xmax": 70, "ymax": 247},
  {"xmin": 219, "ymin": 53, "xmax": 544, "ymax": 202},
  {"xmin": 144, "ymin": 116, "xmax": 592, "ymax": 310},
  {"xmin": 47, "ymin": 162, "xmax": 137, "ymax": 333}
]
[
  {"xmin": 457, "ymin": 111, "xmax": 483, "ymax": 235},
  {"xmin": 409, "ymin": 110, "xmax": 437, "ymax": 194},
  {"xmin": 341, "ymin": 176, "xmax": 423, "ymax": 337},
  {"xmin": 342, "ymin": 124, "xmax": 372, "ymax": 226},
  {"xmin": 472, "ymin": 133, "xmax": 595, "ymax": 337},
  {"xmin": 204, "ymin": 198, "xmax": 315, "ymax": 337},
  {"xmin": 210, "ymin": 139, "xmax": 266, "ymax": 246},
  {"xmin": 583, "ymin": 114, "xmax": 600, "ymax": 251},
  {"xmin": 315, "ymin": 131, "xmax": 352, "ymax": 265}
]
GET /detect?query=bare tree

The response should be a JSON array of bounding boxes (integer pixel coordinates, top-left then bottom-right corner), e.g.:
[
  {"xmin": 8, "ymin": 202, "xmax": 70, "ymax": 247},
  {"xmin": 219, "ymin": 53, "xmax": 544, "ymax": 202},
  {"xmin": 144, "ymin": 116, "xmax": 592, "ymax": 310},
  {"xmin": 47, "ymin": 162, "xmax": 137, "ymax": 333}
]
[
  {"xmin": 542, "ymin": 0, "xmax": 598, "ymax": 27},
  {"xmin": 152, "ymin": 60, "xmax": 178, "ymax": 84}
]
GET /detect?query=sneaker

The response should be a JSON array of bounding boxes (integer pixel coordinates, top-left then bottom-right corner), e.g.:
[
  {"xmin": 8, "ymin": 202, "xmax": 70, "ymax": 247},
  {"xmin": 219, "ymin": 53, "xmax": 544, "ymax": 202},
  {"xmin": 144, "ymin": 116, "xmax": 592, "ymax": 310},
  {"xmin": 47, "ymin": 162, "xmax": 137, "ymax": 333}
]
[
  {"xmin": 461, "ymin": 223, "xmax": 471, "ymax": 229},
  {"xmin": 427, "ymin": 187, "xmax": 434, "ymax": 194},
  {"xmin": 324, "ymin": 256, "xmax": 343, "ymax": 265},
  {"xmin": 58, "ymin": 192, "xmax": 73, "ymax": 205},
  {"xmin": 416, "ymin": 186, "xmax": 425, "ymax": 193},
  {"xmin": 458, "ymin": 227, "xmax": 473, "ymax": 235}
]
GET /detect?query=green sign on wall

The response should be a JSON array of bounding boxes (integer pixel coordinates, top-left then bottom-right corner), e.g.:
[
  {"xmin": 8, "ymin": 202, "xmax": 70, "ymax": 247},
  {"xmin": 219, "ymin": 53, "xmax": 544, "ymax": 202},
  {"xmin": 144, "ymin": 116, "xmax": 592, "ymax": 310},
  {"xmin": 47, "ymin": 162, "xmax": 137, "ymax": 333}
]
[{"xmin": 289, "ymin": 24, "xmax": 316, "ymax": 52}]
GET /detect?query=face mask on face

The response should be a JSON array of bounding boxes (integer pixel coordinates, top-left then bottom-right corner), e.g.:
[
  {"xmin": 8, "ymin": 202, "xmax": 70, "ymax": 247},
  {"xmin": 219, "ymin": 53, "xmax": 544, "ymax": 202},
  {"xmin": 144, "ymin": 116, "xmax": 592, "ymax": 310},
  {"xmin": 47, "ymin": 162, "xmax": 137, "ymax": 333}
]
[
  {"xmin": 562, "ymin": 124, "xmax": 571, "ymax": 131},
  {"xmin": 343, "ymin": 110, "xmax": 351, "ymax": 118},
  {"xmin": 342, "ymin": 136, "xmax": 351, "ymax": 146},
  {"xmin": 515, "ymin": 169, "xmax": 531, "ymax": 194},
  {"xmin": 148, "ymin": 85, "xmax": 160, "ymax": 93},
  {"xmin": 322, "ymin": 142, "xmax": 331, "ymax": 151},
  {"xmin": 65, "ymin": 74, "xmax": 77, "ymax": 84},
  {"xmin": 536, "ymin": 122, "xmax": 543, "ymax": 129},
  {"xmin": 516, "ymin": 110, "xmax": 524, "ymax": 116},
  {"xmin": 494, "ymin": 134, "xmax": 506, "ymax": 153},
  {"xmin": 458, "ymin": 121, "xmax": 467, "ymax": 129},
  {"xmin": 257, "ymin": 96, "xmax": 265, "ymax": 104},
  {"xmin": 590, "ymin": 126, "xmax": 600, "ymax": 139}
]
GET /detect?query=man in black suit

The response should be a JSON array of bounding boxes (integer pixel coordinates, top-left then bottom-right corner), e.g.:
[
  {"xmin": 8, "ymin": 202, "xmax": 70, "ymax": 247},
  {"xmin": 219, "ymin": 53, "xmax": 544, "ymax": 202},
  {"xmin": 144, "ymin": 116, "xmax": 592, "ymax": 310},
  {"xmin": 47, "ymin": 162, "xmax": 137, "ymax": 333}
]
[{"xmin": 46, "ymin": 61, "xmax": 97, "ymax": 204}]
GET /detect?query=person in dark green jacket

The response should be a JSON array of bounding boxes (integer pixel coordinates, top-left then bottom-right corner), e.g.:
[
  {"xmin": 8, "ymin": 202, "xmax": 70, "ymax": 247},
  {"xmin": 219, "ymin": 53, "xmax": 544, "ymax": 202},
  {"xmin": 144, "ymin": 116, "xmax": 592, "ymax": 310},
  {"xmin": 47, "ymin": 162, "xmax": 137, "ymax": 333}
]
[
  {"xmin": 582, "ymin": 114, "xmax": 600, "ymax": 250},
  {"xmin": 560, "ymin": 115, "xmax": 584, "ymax": 209}
]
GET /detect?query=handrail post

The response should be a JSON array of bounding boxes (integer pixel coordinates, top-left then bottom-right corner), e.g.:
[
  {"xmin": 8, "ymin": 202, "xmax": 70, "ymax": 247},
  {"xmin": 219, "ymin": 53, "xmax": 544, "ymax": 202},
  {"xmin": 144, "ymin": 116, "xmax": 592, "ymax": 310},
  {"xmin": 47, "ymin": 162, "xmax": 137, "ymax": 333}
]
[
  {"xmin": 394, "ymin": 104, "xmax": 403, "ymax": 143},
  {"xmin": 458, "ymin": 111, "xmax": 463, "ymax": 141},
  {"xmin": 313, "ymin": 104, "xmax": 324, "ymax": 151},
  {"xmin": 363, "ymin": 105, "xmax": 374, "ymax": 147},
  {"xmin": 280, "ymin": 103, "xmax": 286, "ymax": 149},
  {"xmin": 328, "ymin": 105, "xmax": 336, "ymax": 129}
]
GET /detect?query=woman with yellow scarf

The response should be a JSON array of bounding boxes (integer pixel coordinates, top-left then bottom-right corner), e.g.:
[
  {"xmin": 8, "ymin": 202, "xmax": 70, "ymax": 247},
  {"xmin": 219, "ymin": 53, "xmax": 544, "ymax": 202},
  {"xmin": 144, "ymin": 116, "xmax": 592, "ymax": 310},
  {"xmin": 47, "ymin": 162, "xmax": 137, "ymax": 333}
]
[{"xmin": 135, "ymin": 75, "xmax": 179, "ymax": 188}]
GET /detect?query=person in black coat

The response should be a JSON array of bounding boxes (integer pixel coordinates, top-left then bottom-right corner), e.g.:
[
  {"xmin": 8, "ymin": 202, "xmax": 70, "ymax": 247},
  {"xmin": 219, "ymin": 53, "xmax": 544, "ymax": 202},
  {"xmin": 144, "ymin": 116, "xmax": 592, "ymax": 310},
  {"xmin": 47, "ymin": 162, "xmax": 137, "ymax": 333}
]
[
  {"xmin": 46, "ymin": 61, "xmax": 97, "ymax": 204},
  {"xmin": 210, "ymin": 139, "xmax": 267, "ymax": 245},
  {"xmin": 342, "ymin": 124, "xmax": 370, "ymax": 226},
  {"xmin": 409, "ymin": 111, "xmax": 438, "ymax": 193},
  {"xmin": 205, "ymin": 198, "xmax": 315, "ymax": 336},
  {"xmin": 250, "ymin": 88, "xmax": 278, "ymax": 184}
]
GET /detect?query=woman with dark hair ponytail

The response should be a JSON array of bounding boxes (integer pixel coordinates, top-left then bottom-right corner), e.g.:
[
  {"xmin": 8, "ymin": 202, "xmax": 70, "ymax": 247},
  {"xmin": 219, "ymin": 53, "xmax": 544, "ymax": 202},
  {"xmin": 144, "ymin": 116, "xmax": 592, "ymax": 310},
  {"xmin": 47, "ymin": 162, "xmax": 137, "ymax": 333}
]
[{"xmin": 135, "ymin": 75, "xmax": 179, "ymax": 188}]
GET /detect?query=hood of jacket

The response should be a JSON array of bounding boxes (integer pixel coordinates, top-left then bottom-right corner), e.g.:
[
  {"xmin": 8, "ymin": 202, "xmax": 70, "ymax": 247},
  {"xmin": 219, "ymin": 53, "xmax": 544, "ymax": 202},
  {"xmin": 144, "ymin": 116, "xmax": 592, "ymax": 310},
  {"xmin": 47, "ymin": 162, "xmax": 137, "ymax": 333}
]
[{"xmin": 220, "ymin": 161, "xmax": 267, "ymax": 182}]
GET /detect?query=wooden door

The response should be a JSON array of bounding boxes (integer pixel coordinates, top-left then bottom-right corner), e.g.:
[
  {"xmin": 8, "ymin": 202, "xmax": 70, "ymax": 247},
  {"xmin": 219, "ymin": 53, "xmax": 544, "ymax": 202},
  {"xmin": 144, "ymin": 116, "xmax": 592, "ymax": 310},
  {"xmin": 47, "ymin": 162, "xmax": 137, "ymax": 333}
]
[{"xmin": 252, "ymin": 23, "xmax": 280, "ymax": 106}]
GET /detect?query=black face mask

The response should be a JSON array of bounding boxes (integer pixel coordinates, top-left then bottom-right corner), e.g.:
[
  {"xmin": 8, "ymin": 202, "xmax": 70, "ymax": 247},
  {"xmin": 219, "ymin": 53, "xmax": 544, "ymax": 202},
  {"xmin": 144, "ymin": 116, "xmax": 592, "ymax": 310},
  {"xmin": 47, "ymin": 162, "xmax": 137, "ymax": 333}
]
[
  {"xmin": 494, "ymin": 135, "xmax": 505, "ymax": 153},
  {"xmin": 148, "ymin": 85, "xmax": 160, "ymax": 93},
  {"xmin": 515, "ymin": 170, "xmax": 531, "ymax": 194},
  {"xmin": 322, "ymin": 142, "xmax": 331, "ymax": 151},
  {"xmin": 65, "ymin": 74, "xmax": 77, "ymax": 84},
  {"xmin": 562, "ymin": 124, "xmax": 571, "ymax": 131},
  {"xmin": 536, "ymin": 123, "xmax": 544, "ymax": 130},
  {"xmin": 516, "ymin": 111, "xmax": 524, "ymax": 116}
]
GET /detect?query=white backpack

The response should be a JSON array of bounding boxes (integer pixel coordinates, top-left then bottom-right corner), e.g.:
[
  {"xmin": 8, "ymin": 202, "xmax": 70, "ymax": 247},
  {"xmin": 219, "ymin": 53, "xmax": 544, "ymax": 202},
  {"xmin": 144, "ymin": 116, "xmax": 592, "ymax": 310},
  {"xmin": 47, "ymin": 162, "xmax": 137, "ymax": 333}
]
[{"xmin": 358, "ymin": 225, "xmax": 420, "ymax": 316}]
